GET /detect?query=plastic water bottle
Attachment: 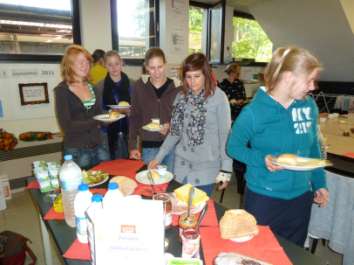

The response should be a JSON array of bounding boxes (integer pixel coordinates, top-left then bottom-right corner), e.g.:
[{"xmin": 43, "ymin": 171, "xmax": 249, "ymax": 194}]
[
  {"xmin": 59, "ymin": 154, "xmax": 83, "ymax": 227},
  {"xmin": 102, "ymin": 182, "xmax": 123, "ymax": 210},
  {"xmin": 74, "ymin": 184, "xmax": 92, "ymax": 243},
  {"xmin": 86, "ymin": 194, "xmax": 103, "ymax": 264}
]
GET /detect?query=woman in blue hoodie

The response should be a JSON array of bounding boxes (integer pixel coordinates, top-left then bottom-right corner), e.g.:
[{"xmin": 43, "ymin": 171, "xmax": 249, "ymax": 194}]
[{"xmin": 227, "ymin": 46, "xmax": 328, "ymax": 246}]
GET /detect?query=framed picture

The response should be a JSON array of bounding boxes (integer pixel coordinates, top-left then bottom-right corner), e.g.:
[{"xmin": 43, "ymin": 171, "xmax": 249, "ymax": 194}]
[{"xmin": 19, "ymin": 82, "xmax": 49, "ymax": 105}]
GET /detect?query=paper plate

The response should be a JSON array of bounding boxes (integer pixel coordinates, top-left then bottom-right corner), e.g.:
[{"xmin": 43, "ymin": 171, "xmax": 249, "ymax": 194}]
[
  {"xmin": 170, "ymin": 194, "xmax": 207, "ymax": 215},
  {"xmin": 142, "ymin": 124, "xmax": 162, "ymax": 132},
  {"xmin": 272, "ymin": 157, "xmax": 332, "ymax": 171},
  {"xmin": 135, "ymin": 170, "xmax": 173, "ymax": 185},
  {"xmin": 107, "ymin": 104, "xmax": 131, "ymax": 110},
  {"xmin": 93, "ymin": 113, "xmax": 125, "ymax": 123},
  {"xmin": 230, "ymin": 234, "xmax": 255, "ymax": 243}
]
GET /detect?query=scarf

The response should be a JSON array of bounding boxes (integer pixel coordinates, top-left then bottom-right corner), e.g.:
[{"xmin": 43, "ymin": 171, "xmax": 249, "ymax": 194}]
[
  {"xmin": 171, "ymin": 90, "xmax": 207, "ymax": 147},
  {"xmin": 102, "ymin": 72, "xmax": 130, "ymax": 106}
]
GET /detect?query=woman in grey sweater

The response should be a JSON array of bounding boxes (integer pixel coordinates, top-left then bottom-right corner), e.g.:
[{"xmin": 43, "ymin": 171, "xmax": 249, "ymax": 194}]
[{"xmin": 149, "ymin": 53, "xmax": 232, "ymax": 195}]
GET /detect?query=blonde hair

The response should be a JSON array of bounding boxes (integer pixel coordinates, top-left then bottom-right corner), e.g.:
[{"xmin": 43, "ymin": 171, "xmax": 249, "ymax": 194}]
[
  {"xmin": 264, "ymin": 46, "xmax": 322, "ymax": 92},
  {"xmin": 60, "ymin": 44, "xmax": 92, "ymax": 83},
  {"xmin": 224, "ymin": 63, "xmax": 241, "ymax": 75},
  {"xmin": 104, "ymin": 50, "xmax": 122, "ymax": 64}
]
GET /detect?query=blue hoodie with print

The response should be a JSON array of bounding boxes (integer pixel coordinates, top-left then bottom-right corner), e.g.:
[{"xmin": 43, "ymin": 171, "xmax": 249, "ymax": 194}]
[{"xmin": 227, "ymin": 87, "xmax": 327, "ymax": 199}]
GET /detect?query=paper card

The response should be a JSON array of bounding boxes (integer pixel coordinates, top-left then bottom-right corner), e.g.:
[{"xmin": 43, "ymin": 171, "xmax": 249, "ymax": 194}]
[{"xmin": 90, "ymin": 198, "xmax": 165, "ymax": 265}]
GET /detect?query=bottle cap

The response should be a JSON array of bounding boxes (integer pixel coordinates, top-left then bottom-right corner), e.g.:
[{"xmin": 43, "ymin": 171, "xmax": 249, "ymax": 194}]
[
  {"xmin": 92, "ymin": 194, "xmax": 103, "ymax": 202},
  {"xmin": 78, "ymin": 183, "xmax": 89, "ymax": 191},
  {"xmin": 64, "ymin": 154, "xmax": 73, "ymax": 161},
  {"xmin": 108, "ymin": 182, "xmax": 119, "ymax": 190}
]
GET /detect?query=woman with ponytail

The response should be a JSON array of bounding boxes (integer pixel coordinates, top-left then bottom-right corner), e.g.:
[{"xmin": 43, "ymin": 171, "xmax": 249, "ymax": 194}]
[{"xmin": 227, "ymin": 46, "xmax": 328, "ymax": 246}]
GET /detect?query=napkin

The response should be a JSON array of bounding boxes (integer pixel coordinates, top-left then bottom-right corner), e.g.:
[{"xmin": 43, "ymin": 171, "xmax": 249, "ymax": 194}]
[
  {"xmin": 200, "ymin": 225, "xmax": 292, "ymax": 265},
  {"xmin": 63, "ymin": 239, "xmax": 90, "ymax": 260},
  {"xmin": 91, "ymin": 159, "xmax": 144, "ymax": 178},
  {"xmin": 26, "ymin": 180, "xmax": 40, "ymax": 189}
]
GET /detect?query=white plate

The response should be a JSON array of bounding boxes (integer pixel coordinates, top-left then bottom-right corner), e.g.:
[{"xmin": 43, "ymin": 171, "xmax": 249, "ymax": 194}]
[
  {"xmin": 142, "ymin": 124, "xmax": 162, "ymax": 132},
  {"xmin": 83, "ymin": 175, "xmax": 109, "ymax": 188},
  {"xmin": 135, "ymin": 170, "xmax": 173, "ymax": 185},
  {"xmin": 107, "ymin": 104, "xmax": 131, "ymax": 110},
  {"xmin": 93, "ymin": 113, "xmax": 125, "ymax": 123},
  {"xmin": 170, "ymin": 195, "xmax": 207, "ymax": 215},
  {"xmin": 230, "ymin": 234, "xmax": 254, "ymax": 243},
  {"xmin": 272, "ymin": 157, "xmax": 332, "ymax": 171}
]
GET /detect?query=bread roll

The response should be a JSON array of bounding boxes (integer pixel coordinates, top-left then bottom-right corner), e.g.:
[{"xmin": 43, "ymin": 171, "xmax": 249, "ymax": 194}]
[
  {"xmin": 118, "ymin": 101, "xmax": 130, "ymax": 107},
  {"xmin": 219, "ymin": 209, "xmax": 258, "ymax": 239},
  {"xmin": 276, "ymin": 153, "xmax": 298, "ymax": 165}
]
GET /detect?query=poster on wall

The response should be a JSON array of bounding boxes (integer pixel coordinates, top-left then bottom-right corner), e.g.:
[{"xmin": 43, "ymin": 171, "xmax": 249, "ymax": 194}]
[{"xmin": 19, "ymin": 83, "xmax": 49, "ymax": 105}]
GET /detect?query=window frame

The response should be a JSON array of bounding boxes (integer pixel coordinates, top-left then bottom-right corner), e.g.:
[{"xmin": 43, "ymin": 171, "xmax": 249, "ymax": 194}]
[
  {"xmin": 110, "ymin": 0, "xmax": 159, "ymax": 65},
  {"xmin": 189, "ymin": 0, "xmax": 226, "ymax": 65},
  {"xmin": 0, "ymin": 0, "xmax": 81, "ymax": 63},
  {"xmin": 232, "ymin": 10, "xmax": 269, "ymax": 67}
]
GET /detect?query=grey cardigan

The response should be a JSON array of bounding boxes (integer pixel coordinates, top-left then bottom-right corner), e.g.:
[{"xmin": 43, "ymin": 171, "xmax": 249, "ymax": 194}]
[{"xmin": 155, "ymin": 87, "xmax": 232, "ymax": 185}]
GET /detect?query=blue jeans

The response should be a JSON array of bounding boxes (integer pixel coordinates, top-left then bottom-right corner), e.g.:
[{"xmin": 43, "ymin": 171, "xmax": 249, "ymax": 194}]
[
  {"xmin": 64, "ymin": 145, "xmax": 110, "ymax": 170},
  {"xmin": 142, "ymin": 147, "xmax": 174, "ymax": 173}
]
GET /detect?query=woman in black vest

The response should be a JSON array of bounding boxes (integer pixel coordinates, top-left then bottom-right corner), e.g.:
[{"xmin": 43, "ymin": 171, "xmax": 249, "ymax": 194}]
[{"xmin": 96, "ymin": 50, "xmax": 131, "ymax": 159}]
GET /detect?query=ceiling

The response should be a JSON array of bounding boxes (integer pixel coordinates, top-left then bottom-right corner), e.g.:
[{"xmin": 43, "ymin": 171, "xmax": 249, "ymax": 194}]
[{"xmin": 191, "ymin": 0, "xmax": 262, "ymax": 12}]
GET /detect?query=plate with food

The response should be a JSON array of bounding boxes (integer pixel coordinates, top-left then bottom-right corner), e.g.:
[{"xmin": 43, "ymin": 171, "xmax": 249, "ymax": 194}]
[
  {"xmin": 93, "ymin": 113, "xmax": 125, "ymax": 123},
  {"xmin": 171, "ymin": 184, "xmax": 209, "ymax": 215},
  {"xmin": 110, "ymin": 176, "xmax": 137, "ymax": 196},
  {"xmin": 135, "ymin": 169, "xmax": 173, "ymax": 185},
  {"xmin": 215, "ymin": 252, "xmax": 271, "ymax": 265},
  {"xmin": 82, "ymin": 170, "xmax": 109, "ymax": 187},
  {"xmin": 142, "ymin": 119, "xmax": 162, "ymax": 132},
  {"xmin": 108, "ymin": 101, "xmax": 131, "ymax": 110},
  {"xmin": 272, "ymin": 154, "xmax": 332, "ymax": 171}
]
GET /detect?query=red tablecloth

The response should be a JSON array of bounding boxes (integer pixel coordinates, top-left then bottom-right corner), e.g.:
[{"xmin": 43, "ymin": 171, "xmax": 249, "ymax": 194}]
[{"xmin": 200, "ymin": 225, "xmax": 292, "ymax": 265}]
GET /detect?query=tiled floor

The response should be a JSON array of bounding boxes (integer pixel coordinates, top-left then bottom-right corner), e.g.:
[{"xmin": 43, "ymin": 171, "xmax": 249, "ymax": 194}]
[{"xmin": 0, "ymin": 178, "xmax": 342, "ymax": 265}]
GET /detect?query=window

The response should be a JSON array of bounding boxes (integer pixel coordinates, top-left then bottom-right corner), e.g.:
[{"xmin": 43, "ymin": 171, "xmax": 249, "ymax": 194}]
[
  {"xmin": 111, "ymin": 0, "xmax": 158, "ymax": 61},
  {"xmin": 0, "ymin": 0, "xmax": 79, "ymax": 60},
  {"xmin": 232, "ymin": 15, "xmax": 273, "ymax": 63},
  {"xmin": 188, "ymin": 6, "xmax": 207, "ymax": 54}
]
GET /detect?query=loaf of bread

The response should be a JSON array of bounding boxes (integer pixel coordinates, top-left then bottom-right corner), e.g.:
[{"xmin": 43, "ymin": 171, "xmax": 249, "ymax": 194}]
[
  {"xmin": 219, "ymin": 209, "xmax": 258, "ymax": 239},
  {"xmin": 118, "ymin": 101, "xmax": 130, "ymax": 107}
]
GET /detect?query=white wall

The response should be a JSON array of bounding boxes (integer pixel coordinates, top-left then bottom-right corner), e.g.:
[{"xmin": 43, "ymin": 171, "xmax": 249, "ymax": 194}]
[
  {"xmin": 250, "ymin": 0, "xmax": 354, "ymax": 82},
  {"xmin": 0, "ymin": 0, "xmax": 243, "ymax": 136}
]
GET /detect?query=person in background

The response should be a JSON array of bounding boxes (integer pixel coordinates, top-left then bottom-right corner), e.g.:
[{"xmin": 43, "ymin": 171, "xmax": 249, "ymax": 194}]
[
  {"xmin": 54, "ymin": 45, "xmax": 109, "ymax": 169},
  {"xmin": 96, "ymin": 50, "xmax": 131, "ymax": 159},
  {"xmin": 149, "ymin": 53, "xmax": 232, "ymax": 196},
  {"xmin": 227, "ymin": 46, "xmax": 329, "ymax": 246},
  {"xmin": 219, "ymin": 63, "xmax": 246, "ymax": 121},
  {"xmin": 219, "ymin": 63, "xmax": 247, "ymax": 198},
  {"xmin": 89, "ymin": 49, "xmax": 107, "ymax": 85},
  {"xmin": 129, "ymin": 48, "xmax": 179, "ymax": 172}
]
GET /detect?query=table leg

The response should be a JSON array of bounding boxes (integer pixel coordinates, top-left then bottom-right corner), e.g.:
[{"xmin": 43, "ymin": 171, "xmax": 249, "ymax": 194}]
[{"xmin": 39, "ymin": 214, "xmax": 54, "ymax": 265}]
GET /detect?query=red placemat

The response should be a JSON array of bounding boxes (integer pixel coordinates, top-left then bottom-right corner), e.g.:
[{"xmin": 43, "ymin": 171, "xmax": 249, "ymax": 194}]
[
  {"xmin": 44, "ymin": 207, "xmax": 64, "ymax": 220},
  {"xmin": 92, "ymin": 159, "xmax": 144, "ymax": 178},
  {"xmin": 344, "ymin": 152, "xmax": 354, "ymax": 159},
  {"xmin": 26, "ymin": 180, "xmax": 40, "ymax": 189},
  {"xmin": 63, "ymin": 239, "xmax": 90, "ymax": 260},
  {"xmin": 200, "ymin": 225, "xmax": 292, "ymax": 265},
  {"xmin": 172, "ymin": 199, "xmax": 218, "ymax": 227},
  {"xmin": 133, "ymin": 184, "xmax": 168, "ymax": 196}
]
